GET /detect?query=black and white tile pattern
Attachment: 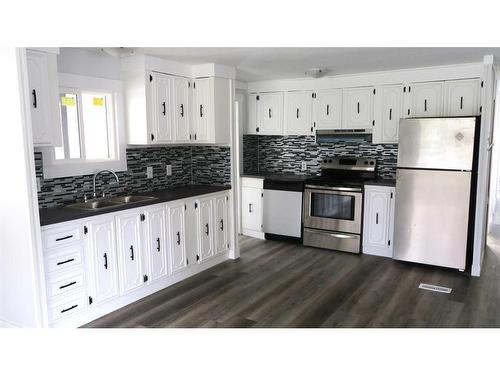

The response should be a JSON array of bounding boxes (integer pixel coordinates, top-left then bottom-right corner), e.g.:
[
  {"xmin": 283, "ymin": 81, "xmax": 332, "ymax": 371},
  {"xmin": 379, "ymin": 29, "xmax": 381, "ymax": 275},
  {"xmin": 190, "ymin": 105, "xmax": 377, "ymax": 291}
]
[
  {"xmin": 243, "ymin": 135, "xmax": 398, "ymax": 179},
  {"xmin": 35, "ymin": 145, "xmax": 231, "ymax": 208}
]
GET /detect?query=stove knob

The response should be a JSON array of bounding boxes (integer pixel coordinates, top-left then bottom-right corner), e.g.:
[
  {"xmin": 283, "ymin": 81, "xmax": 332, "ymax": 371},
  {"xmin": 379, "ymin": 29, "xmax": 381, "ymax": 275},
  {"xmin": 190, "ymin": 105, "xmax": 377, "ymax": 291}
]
[
  {"xmin": 364, "ymin": 161, "xmax": 368, "ymax": 165},
  {"xmin": 370, "ymin": 161, "xmax": 375, "ymax": 165},
  {"xmin": 329, "ymin": 159, "xmax": 333, "ymax": 163}
]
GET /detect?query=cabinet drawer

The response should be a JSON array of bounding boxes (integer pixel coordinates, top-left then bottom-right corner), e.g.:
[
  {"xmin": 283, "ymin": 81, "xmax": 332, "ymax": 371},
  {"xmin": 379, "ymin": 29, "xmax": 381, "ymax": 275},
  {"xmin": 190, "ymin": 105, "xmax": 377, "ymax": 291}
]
[
  {"xmin": 46, "ymin": 271, "xmax": 84, "ymax": 299},
  {"xmin": 48, "ymin": 294, "xmax": 86, "ymax": 322},
  {"xmin": 45, "ymin": 245, "xmax": 83, "ymax": 274},
  {"xmin": 42, "ymin": 225, "xmax": 82, "ymax": 249}
]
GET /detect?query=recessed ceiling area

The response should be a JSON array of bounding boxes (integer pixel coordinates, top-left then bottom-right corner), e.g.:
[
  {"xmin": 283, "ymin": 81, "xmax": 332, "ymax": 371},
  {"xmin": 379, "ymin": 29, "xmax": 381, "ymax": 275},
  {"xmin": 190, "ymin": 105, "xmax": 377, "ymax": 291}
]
[{"xmin": 134, "ymin": 47, "xmax": 500, "ymax": 82}]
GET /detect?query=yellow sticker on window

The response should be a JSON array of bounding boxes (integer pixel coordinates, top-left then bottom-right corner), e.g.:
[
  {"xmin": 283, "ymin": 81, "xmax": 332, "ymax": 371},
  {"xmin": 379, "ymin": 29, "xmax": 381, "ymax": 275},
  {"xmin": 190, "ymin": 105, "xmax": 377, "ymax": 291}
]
[
  {"xmin": 61, "ymin": 96, "xmax": 75, "ymax": 106},
  {"xmin": 93, "ymin": 97, "xmax": 104, "ymax": 106}
]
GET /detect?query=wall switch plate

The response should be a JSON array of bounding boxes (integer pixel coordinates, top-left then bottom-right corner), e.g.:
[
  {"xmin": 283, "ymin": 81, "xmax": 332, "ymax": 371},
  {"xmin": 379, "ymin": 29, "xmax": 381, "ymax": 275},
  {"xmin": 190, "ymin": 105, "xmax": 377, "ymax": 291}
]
[
  {"xmin": 301, "ymin": 161, "xmax": 307, "ymax": 171},
  {"xmin": 166, "ymin": 164, "xmax": 172, "ymax": 176},
  {"xmin": 146, "ymin": 166, "xmax": 153, "ymax": 179}
]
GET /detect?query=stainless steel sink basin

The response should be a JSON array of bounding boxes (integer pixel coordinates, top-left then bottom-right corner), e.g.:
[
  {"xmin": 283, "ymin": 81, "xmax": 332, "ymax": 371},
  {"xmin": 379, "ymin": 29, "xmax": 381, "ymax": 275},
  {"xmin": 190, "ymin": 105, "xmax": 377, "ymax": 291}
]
[
  {"xmin": 108, "ymin": 195, "xmax": 157, "ymax": 204},
  {"xmin": 67, "ymin": 199, "xmax": 123, "ymax": 210},
  {"xmin": 66, "ymin": 195, "xmax": 157, "ymax": 211}
]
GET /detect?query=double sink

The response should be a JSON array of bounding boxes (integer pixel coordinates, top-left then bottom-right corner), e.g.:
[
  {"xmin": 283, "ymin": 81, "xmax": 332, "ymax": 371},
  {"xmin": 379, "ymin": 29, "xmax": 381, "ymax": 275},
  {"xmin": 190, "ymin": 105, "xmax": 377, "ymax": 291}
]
[{"xmin": 67, "ymin": 195, "xmax": 157, "ymax": 211}]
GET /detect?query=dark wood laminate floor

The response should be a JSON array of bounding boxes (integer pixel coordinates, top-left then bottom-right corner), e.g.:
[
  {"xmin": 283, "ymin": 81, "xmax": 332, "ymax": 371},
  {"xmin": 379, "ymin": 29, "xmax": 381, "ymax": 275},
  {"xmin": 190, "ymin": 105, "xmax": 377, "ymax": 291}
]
[{"xmin": 84, "ymin": 228, "xmax": 500, "ymax": 328}]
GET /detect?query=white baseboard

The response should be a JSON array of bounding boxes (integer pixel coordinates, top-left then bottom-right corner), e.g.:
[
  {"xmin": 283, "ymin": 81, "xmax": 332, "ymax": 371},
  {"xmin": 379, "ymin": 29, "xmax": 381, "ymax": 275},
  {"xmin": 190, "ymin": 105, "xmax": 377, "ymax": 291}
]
[
  {"xmin": 471, "ymin": 263, "xmax": 481, "ymax": 277},
  {"xmin": 242, "ymin": 229, "xmax": 265, "ymax": 239}
]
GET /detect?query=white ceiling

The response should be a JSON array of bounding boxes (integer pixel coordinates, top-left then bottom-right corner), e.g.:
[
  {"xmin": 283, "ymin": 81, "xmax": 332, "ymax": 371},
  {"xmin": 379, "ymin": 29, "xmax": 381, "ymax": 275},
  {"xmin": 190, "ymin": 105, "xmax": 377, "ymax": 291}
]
[{"xmin": 134, "ymin": 47, "xmax": 500, "ymax": 82}]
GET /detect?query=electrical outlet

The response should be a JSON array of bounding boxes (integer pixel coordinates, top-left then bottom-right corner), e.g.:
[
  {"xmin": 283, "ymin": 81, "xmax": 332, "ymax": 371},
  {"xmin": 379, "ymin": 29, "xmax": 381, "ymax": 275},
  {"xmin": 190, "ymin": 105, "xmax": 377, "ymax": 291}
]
[
  {"xmin": 166, "ymin": 164, "xmax": 172, "ymax": 176},
  {"xmin": 301, "ymin": 161, "xmax": 307, "ymax": 171},
  {"xmin": 146, "ymin": 166, "xmax": 153, "ymax": 179}
]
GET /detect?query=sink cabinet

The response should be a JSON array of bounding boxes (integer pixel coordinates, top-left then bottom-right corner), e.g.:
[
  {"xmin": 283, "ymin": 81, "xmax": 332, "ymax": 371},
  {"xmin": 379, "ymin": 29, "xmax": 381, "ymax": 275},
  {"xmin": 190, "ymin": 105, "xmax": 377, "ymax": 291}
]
[{"xmin": 40, "ymin": 190, "xmax": 232, "ymax": 327}]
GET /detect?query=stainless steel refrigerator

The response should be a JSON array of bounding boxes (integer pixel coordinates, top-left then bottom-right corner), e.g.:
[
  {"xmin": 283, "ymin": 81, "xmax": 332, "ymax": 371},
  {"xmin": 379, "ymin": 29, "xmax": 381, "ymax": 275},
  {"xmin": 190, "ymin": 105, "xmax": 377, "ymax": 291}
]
[{"xmin": 393, "ymin": 117, "xmax": 478, "ymax": 270}]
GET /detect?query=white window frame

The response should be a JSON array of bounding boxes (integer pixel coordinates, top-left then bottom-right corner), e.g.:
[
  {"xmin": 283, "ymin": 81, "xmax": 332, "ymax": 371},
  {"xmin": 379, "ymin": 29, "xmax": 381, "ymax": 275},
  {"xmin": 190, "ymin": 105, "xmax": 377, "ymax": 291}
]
[{"xmin": 41, "ymin": 73, "xmax": 127, "ymax": 178}]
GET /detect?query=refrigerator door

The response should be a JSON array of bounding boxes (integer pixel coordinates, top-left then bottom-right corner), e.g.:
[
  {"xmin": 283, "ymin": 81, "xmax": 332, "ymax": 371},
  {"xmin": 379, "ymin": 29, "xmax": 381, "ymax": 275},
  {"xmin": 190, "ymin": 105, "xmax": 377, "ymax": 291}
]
[
  {"xmin": 398, "ymin": 117, "xmax": 476, "ymax": 170},
  {"xmin": 393, "ymin": 168, "xmax": 471, "ymax": 270}
]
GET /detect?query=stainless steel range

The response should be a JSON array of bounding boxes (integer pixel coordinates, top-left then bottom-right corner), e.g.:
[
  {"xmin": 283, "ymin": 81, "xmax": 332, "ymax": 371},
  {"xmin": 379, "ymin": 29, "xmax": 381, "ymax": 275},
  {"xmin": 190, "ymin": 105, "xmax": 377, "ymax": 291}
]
[{"xmin": 303, "ymin": 157, "xmax": 376, "ymax": 253}]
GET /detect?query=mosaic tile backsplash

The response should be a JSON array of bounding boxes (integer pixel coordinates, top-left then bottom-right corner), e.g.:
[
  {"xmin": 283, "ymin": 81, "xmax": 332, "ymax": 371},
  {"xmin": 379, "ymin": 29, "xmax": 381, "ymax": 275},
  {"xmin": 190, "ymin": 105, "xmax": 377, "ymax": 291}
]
[
  {"xmin": 35, "ymin": 146, "xmax": 231, "ymax": 208},
  {"xmin": 243, "ymin": 135, "xmax": 398, "ymax": 179}
]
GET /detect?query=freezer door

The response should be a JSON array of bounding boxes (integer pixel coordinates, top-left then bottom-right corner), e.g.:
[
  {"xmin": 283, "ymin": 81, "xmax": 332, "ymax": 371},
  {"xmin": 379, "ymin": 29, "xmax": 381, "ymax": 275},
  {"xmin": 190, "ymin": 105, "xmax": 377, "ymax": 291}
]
[
  {"xmin": 393, "ymin": 169, "xmax": 471, "ymax": 270},
  {"xmin": 398, "ymin": 117, "xmax": 476, "ymax": 170}
]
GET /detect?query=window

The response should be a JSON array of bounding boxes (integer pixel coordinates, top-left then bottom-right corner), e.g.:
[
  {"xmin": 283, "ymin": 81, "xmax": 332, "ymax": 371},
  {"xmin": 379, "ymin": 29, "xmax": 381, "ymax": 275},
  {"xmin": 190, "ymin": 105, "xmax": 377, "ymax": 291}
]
[{"xmin": 42, "ymin": 73, "xmax": 126, "ymax": 178}]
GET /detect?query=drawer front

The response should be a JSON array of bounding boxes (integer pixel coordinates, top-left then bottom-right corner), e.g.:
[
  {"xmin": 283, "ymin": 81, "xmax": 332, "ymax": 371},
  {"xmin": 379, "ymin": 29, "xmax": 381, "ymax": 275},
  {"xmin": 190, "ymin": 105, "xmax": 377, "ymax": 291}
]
[
  {"xmin": 48, "ymin": 295, "xmax": 86, "ymax": 322},
  {"xmin": 42, "ymin": 225, "xmax": 82, "ymax": 250},
  {"xmin": 303, "ymin": 228, "xmax": 361, "ymax": 254},
  {"xmin": 46, "ymin": 271, "xmax": 84, "ymax": 299},
  {"xmin": 45, "ymin": 245, "xmax": 83, "ymax": 274}
]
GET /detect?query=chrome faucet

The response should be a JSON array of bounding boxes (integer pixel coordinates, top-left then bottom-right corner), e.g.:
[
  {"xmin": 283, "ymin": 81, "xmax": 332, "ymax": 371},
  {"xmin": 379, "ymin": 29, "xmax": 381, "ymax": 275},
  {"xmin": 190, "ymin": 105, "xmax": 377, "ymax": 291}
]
[{"xmin": 93, "ymin": 170, "xmax": 120, "ymax": 198}]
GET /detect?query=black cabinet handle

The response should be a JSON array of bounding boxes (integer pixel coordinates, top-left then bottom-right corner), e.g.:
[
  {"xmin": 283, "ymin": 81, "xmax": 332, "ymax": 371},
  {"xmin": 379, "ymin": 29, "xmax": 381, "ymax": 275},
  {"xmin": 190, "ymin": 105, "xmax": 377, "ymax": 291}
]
[
  {"xmin": 157, "ymin": 237, "xmax": 160, "ymax": 252},
  {"xmin": 389, "ymin": 108, "xmax": 392, "ymax": 121},
  {"xmin": 326, "ymin": 104, "xmax": 330, "ymax": 116},
  {"xmin": 220, "ymin": 219, "xmax": 224, "ymax": 231},
  {"xmin": 205, "ymin": 223, "xmax": 209, "ymax": 236},
  {"xmin": 296, "ymin": 108, "xmax": 299, "ymax": 119},
  {"xmin": 310, "ymin": 127, "xmax": 313, "ymax": 132},
  {"xmin": 32, "ymin": 89, "xmax": 37, "ymax": 108},
  {"xmin": 357, "ymin": 102, "xmax": 360, "ymax": 114},
  {"xmin": 256, "ymin": 127, "xmax": 260, "ymax": 133},
  {"xmin": 55, "ymin": 235, "xmax": 73, "ymax": 242},
  {"xmin": 61, "ymin": 305, "xmax": 78, "ymax": 314},
  {"xmin": 130, "ymin": 245, "xmax": 134, "ymax": 261},
  {"xmin": 249, "ymin": 203, "xmax": 253, "ymax": 213},
  {"xmin": 59, "ymin": 281, "xmax": 76, "ymax": 290},
  {"xmin": 376, "ymin": 213, "xmax": 379, "ymax": 225},
  {"xmin": 162, "ymin": 101, "xmax": 166, "ymax": 115},
  {"xmin": 56, "ymin": 258, "xmax": 74, "ymax": 266},
  {"xmin": 269, "ymin": 108, "xmax": 272, "ymax": 118},
  {"xmin": 200, "ymin": 104, "xmax": 203, "ymax": 117},
  {"xmin": 103, "ymin": 253, "xmax": 108, "ymax": 269},
  {"xmin": 180, "ymin": 104, "xmax": 184, "ymax": 117},
  {"xmin": 176, "ymin": 231, "xmax": 181, "ymax": 245},
  {"xmin": 424, "ymin": 99, "xmax": 427, "ymax": 112},
  {"xmin": 460, "ymin": 96, "xmax": 463, "ymax": 110}
]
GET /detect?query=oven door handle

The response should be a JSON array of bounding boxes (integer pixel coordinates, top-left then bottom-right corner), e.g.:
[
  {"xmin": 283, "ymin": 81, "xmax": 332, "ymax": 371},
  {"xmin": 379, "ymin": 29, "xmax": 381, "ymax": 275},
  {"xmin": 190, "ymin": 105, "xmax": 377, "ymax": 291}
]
[
  {"xmin": 305, "ymin": 185, "xmax": 363, "ymax": 192},
  {"xmin": 305, "ymin": 228, "xmax": 359, "ymax": 239}
]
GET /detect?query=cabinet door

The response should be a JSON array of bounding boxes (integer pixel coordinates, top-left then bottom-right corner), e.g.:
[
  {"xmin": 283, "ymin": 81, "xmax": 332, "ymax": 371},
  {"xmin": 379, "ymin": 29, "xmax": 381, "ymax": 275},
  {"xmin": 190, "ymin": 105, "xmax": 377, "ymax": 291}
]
[
  {"xmin": 27, "ymin": 50, "xmax": 52, "ymax": 145},
  {"xmin": 365, "ymin": 188, "xmax": 390, "ymax": 247},
  {"xmin": 116, "ymin": 211, "xmax": 144, "ymax": 293},
  {"xmin": 373, "ymin": 85, "xmax": 403, "ymax": 144},
  {"xmin": 247, "ymin": 93, "xmax": 258, "ymax": 134},
  {"xmin": 258, "ymin": 92, "xmax": 283, "ymax": 135},
  {"xmin": 241, "ymin": 187, "xmax": 263, "ymax": 232},
  {"xmin": 409, "ymin": 81, "xmax": 444, "ymax": 117},
  {"xmin": 342, "ymin": 87, "xmax": 374, "ymax": 128},
  {"xmin": 174, "ymin": 77, "xmax": 190, "ymax": 142},
  {"xmin": 168, "ymin": 203, "xmax": 188, "ymax": 274},
  {"xmin": 193, "ymin": 78, "xmax": 211, "ymax": 142},
  {"xmin": 87, "ymin": 216, "xmax": 119, "ymax": 304},
  {"xmin": 145, "ymin": 206, "xmax": 168, "ymax": 282},
  {"xmin": 153, "ymin": 73, "xmax": 174, "ymax": 142},
  {"xmin": 215, "ymin": 194, "xmax": 229, "ymax": 254},
  {"xmin": 285, "ymin": 91, "xmax": 313, "ymax": 135},
  {"xmin": 444, "ymin": 79, "xmax": 481, "ymax": 116},
  {"xmin": 315, "ymin": 89, "xmax": 342, "ymax": 129},
  {"xmin": 196, "ymin": 198, "xmax": 214, "ymax": 262}
]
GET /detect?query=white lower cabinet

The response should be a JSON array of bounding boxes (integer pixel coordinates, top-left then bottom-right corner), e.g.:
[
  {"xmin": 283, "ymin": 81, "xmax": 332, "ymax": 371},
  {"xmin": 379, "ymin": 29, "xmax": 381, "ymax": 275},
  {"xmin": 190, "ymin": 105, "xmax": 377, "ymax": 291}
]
[
  {"xmin": 241, "ymin": 177, "xmax": 264, "ymax": 238},
  {"xmin": 41, "ymin": 190, "xmax": 231, "ymax": 327},
  {"xmin": 362, "ymin": 185, "xmax": 395, "ymax": 258}
]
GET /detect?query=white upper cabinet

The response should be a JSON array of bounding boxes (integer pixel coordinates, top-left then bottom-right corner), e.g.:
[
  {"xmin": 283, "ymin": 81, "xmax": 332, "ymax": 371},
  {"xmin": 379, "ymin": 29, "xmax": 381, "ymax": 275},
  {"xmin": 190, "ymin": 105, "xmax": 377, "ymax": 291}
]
[
  {"xmin": 173, "ymin": 76, "xmax": 191, "ymax": 142},
  {"xmin": 196, "ymin": 197, "xmax": 215, "ymax": 263},
  {"xmin": 444, "ymin": 79, "xmax": 481, "ymax": 116},
  {"xmin": 153, "ymin": 72, "xmax": 174, "ymax": 143},
  {"xmin": 115, "ymin": 210, "xmax": 144, "ymax": 294},
  {"xmin": 192, "ymin": 77, "xmax": 231, "ymax": 144},
  {"xmin": 247, "ymin": 93, "xmax": 258, "ymax": 135},
  {"xmin": 285, "ymin": 91, "xmax": 313, "ymax": 135},
  {"xmin": 26, "ymin": 49, "xmax": 62, "ymax": 147},
  {"xmin": 314, "ymin": 89, "xmax": 342, "ymax": 130},
  {"xmin": 373, "ymin": 85, "xmax": 403, "ymax": 144},
  {"xmin": 342, "ymin": 87, "xmax": 374, "ymax": 129},
  {"xmin": 257, "ymin": 92, "xmax": 284, "ymax": 135},
  {"xmin": 409, "ymin": 81, "xmax": 444, "ymax": 117}
]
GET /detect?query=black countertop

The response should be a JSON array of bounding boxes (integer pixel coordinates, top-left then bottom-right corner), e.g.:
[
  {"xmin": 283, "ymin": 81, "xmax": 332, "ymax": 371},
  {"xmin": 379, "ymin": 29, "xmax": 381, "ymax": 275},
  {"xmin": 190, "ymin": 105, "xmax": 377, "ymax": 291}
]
[
  {"xmin": 39, "ymin": 185, "xmax": 231, "ymax": 226},
  {"xmin": 363, "ymin": 178, "xmax": 396, "ymax": 187},
  {"xmin": 241, "ymin": 173, "xmax": 396, "ymax": 187}
]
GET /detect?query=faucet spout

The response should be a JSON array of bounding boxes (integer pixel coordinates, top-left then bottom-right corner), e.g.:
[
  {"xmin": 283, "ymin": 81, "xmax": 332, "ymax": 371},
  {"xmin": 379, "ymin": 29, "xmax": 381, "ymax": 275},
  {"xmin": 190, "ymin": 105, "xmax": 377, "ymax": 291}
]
[{"xmin": 93, "ymin": 170, "xmax": 120, "ymax": 198}]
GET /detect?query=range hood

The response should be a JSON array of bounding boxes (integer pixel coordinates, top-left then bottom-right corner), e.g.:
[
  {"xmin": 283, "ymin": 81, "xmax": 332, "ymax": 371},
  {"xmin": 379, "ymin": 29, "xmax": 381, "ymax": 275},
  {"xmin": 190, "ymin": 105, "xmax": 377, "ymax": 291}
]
[{"xmin": 316, "ymin": 128, "xmax": 372, "ymax": 144}]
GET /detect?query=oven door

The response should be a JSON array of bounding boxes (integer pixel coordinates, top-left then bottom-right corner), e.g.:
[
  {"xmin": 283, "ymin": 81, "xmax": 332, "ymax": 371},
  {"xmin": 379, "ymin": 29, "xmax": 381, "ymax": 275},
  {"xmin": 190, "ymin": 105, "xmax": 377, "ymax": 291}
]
[{"xmin": 303, "ymin": 186, "xmax": 362, "ymax": 234}]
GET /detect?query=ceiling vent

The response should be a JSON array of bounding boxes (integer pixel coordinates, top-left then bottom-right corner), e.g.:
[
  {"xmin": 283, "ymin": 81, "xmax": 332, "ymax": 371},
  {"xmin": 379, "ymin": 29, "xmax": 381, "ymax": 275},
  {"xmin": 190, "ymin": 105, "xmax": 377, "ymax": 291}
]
[{"xmin": 305, "ymin": 68, "xmax": 329, "ymax": 79}]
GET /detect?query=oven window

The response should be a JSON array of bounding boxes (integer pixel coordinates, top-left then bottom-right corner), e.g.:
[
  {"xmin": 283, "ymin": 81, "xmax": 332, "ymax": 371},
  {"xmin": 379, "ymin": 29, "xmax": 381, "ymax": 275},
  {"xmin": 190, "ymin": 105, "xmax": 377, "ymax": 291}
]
[{"xmin": 310, "ymin": 193, "xmax": 355, "ymax": 220}]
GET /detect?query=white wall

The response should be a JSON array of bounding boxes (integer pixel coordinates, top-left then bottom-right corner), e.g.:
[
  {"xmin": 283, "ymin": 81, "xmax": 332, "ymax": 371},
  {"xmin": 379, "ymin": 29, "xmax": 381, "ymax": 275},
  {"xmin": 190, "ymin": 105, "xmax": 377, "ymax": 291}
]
[
  {"xmin": 0, "ymin": 48, "xmax": 46, "ymax": 327},
  {"xmin": 57, "ymin": 48, "xmax": 121, "ymax": 79}
]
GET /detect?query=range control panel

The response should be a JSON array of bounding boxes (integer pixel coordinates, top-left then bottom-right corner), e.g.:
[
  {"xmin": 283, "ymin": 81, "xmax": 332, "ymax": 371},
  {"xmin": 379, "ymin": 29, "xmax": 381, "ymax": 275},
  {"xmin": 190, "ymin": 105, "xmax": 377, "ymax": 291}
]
[{"xmin": 321, "ymin": 157, "xmax": 377, "ymax": 171}]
